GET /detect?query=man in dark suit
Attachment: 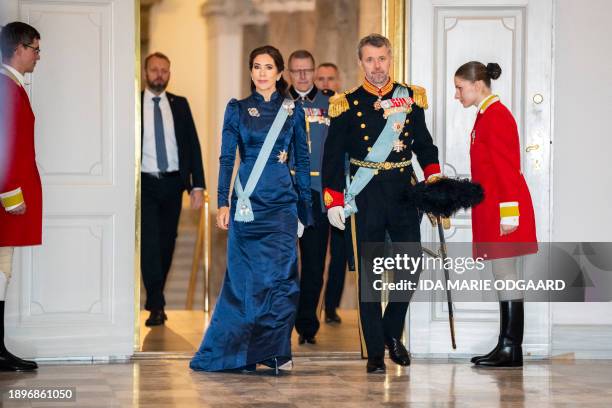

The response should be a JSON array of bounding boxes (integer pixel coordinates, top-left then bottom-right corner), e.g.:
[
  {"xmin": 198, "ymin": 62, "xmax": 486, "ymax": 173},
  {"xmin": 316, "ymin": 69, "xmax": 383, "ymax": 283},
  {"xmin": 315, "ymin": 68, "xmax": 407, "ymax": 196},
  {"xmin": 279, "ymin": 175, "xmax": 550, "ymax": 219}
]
[{"xmin": 141, "ymin": 52, "xmax": 205, "ymax": 326}]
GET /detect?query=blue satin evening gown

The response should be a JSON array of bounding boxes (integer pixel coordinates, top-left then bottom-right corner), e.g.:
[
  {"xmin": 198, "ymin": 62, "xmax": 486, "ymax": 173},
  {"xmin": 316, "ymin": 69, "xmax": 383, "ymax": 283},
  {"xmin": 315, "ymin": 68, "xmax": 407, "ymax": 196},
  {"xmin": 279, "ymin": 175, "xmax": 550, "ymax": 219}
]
[{"xmin": 190, "ymin": 90, "xmax": 313, "ymax": 372}]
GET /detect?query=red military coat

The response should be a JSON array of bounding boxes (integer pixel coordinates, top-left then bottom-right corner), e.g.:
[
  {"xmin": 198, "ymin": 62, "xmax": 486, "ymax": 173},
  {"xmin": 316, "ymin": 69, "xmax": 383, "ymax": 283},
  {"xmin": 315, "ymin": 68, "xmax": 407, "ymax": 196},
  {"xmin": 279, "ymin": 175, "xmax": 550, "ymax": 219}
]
[
  {"xmin": 0, "ymin": 69, "xmax": 43, "ymax": 247},
  {"xmin": 469, "ymin": 96, "xmax": 537, "ymax": 260}
]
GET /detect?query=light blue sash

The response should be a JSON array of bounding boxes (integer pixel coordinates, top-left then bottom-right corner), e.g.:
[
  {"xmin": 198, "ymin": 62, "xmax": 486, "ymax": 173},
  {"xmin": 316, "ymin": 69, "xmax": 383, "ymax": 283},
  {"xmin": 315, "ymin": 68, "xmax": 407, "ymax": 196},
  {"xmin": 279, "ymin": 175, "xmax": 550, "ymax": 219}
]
[
  {"xmin": 234, "ymin": 98, "xmax": 294, "ymax": 222},
  {"xmin": 344, "ymin": 86, "xmax": 410, "ymax": 217}
]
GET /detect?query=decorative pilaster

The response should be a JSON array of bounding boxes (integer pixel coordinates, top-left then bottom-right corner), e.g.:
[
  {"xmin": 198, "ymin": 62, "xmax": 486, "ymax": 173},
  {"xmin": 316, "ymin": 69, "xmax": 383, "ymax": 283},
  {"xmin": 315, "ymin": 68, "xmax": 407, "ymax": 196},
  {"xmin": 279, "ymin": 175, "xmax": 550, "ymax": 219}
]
[{"xmin": 140, "ymin": 0, "xmax": 162, "ymax": 58}]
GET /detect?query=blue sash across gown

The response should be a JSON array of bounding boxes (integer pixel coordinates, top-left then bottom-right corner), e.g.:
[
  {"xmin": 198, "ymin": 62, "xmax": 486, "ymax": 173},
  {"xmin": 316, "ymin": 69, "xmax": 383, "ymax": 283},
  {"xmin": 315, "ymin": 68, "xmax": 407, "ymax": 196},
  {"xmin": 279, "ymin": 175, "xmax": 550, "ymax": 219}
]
[{"xmin": 190, "ymin": 91, "xmax": 313, "ymax": 372}]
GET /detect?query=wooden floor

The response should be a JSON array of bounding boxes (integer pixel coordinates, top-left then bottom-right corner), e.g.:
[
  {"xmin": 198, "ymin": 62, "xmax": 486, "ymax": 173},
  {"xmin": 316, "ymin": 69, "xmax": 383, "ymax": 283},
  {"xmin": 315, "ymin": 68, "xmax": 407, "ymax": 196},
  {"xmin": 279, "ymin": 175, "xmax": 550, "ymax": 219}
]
[
  {"xmin": 2, "ymin": 358, "xmax": 612, "ymax": 407},
  {"xmin": 139, "ymin": 309, "xmax": 361, "ymax": 354}
]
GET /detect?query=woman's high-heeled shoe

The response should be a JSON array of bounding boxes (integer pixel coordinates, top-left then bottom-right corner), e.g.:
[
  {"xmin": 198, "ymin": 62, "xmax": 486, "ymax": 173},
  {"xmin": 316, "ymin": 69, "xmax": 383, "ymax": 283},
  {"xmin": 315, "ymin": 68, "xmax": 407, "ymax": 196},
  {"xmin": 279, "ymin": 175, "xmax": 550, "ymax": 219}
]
[{"xmin": 261, "ymin": 357, "xmax": 293, "ymax": 375}]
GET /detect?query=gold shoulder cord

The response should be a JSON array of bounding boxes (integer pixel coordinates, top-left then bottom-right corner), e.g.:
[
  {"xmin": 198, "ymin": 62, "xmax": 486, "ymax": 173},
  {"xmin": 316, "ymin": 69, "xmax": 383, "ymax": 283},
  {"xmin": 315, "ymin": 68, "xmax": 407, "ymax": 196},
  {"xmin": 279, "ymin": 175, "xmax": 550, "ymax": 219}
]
[
  {"xmin": 328, "ymin": 86, "xmax": 358, "ymax": 118},
  {"xmin": 408, "ymin": 85, "xmax": 428, "ymax": 109}
]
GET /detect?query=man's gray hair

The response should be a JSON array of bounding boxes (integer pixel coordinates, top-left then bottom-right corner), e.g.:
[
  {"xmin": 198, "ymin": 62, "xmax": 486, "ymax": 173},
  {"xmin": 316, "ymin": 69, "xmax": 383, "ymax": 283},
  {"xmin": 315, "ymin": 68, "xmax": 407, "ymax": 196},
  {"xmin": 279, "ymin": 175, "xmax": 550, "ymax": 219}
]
[{"xmin": 357, "ymin": 33, "xmax": 392, "ymax": 59}]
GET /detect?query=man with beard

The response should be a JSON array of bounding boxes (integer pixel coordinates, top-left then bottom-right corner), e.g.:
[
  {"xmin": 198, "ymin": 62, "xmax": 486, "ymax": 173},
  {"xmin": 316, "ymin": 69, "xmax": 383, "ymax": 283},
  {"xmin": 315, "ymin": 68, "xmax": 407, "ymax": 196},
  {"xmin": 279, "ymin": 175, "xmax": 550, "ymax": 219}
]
[
  {"xmin": 140, "ymin": 52, "xmax": 205, "ymax": 326},
  {"xmin": 322, "ymin": 34, "xmax": 441, "ymax": 373}
]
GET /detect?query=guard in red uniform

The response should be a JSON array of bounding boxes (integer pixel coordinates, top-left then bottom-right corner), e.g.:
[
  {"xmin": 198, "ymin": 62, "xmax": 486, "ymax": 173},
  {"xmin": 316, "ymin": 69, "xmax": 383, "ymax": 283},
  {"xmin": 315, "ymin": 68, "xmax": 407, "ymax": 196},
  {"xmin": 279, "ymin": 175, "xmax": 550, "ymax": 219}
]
[
  {"xmin": 0, "ymin": 22, "xmax": 42, "ymax": 372},
  {"xmin": 455, "ymin": 61, "xmax": 537, "ymax": 368}
]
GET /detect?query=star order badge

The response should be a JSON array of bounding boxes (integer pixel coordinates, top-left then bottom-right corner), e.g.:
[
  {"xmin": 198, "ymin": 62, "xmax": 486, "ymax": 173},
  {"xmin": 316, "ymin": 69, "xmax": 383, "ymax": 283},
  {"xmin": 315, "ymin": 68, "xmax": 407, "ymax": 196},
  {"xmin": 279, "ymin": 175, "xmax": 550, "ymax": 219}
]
[
  {"xmin": 392, "ymin": 121, "xmax": 403, "ymax": 133},
  {"xmin": 282, "ymin": 99, "xmax": 295, "ymax": 116},
  {"xmin": 248, "ymin": 107, "xmax": 260, "ymax": 117},
  {"xmin": 393, "ymin": 140, "xmax": 406, "ymax": 153},
  {"xmin": 277, "ymin": 150, "xmax": 288, "ymax": 163},
  {"xmin": 373, "ymin": 97, "xmax": 382, "ymax": 110}
]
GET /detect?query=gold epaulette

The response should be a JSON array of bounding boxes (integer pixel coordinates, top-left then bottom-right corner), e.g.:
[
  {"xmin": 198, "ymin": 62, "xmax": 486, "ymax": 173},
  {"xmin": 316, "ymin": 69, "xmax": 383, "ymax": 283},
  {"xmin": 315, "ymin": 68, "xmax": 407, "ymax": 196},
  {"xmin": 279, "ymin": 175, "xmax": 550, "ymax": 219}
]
[
  {"xmin": 328, "ymin": 86, "xmax": 357, "ymax": 118},
  {"xmin": 409, "ymin": 84, "xmax": 428, "ymax": 109}
]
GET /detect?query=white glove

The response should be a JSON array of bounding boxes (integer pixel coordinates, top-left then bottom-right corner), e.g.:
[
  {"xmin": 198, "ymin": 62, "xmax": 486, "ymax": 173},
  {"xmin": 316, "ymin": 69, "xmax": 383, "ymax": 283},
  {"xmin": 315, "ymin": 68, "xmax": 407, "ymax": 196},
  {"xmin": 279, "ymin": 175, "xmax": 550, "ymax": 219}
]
[
  {"xmin": 327, "ymin": 206, "xmax": 346, "ymax": 230},
  {"xmin": 297, "ymin": 221, "xmax": 304, "ymax": 238}
]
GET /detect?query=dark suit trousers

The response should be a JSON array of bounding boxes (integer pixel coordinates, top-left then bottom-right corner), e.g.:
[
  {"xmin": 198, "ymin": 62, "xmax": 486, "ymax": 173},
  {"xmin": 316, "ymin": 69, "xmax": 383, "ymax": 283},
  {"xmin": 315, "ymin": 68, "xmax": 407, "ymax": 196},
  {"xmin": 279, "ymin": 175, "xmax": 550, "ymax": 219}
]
[
  {"xmin": 354, "ymin": 180, "xmax": 422, "ymax": 359},
  {"xmin": 325, "ymin": 226, "xmax": 347, "ymax": 311},
  {"xmin": 295, "ymin": 190, "xmax": 329, "ymax": 338},
  {"xmin": 141, "ymin": 173, "xmax": 183, "ymax": 311}
]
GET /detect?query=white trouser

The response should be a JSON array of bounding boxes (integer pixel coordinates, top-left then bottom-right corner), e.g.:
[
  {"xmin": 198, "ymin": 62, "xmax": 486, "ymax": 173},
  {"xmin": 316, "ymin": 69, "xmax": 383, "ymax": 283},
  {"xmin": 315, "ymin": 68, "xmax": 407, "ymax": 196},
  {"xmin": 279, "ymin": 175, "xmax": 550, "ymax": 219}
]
[
  {"xmin": 0, "ymin": 247, "xmax": 14, "ymax": 301},
  {"xmin": 492, "ymin": 256, "xmax": 524, "ymax": 301}
]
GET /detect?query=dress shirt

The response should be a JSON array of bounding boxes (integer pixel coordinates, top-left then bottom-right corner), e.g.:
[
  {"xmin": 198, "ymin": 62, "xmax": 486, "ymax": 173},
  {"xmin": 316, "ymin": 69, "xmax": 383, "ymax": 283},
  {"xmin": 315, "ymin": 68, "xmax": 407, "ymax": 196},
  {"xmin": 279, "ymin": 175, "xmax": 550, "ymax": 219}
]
[{"xmin": 142, "ymin": 88, "xmax": 179, "ymax": 173}]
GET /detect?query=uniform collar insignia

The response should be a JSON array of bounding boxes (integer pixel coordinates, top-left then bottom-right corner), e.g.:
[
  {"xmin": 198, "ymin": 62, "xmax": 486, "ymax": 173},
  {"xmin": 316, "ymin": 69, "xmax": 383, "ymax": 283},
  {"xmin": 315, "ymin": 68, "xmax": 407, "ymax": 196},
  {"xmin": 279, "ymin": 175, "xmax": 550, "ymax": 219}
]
[
  {"xmin": 479, "ymin": 94, "xmax": 500, "ymax": 114},
  {"xmin": 306, "ymin": 85, "xmax": 318, "ymax": 101},
  {"xmin": 289, "ymin": 85, "xmax": 318, "ymax": 102},
  {"xmin": 363, "ymin": 78, "xmax": 394, "ymax": 98}
]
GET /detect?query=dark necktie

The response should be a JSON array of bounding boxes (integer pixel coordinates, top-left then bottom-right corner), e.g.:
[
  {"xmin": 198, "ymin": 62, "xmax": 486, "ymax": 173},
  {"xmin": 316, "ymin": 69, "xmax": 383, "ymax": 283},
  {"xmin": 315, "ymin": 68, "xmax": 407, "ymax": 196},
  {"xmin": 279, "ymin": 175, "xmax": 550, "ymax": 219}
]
[{"xmin": 152, "ymin": 96, "xmax": 168, "ymax": 172}]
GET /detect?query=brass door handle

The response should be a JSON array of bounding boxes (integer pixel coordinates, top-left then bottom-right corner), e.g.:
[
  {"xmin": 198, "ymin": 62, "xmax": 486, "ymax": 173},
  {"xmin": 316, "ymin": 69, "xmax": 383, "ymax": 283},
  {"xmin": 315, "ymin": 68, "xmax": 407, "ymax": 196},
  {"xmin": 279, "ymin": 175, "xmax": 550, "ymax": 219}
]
[{"xmin": 526, "ymin": 144, "xmax": 540, "ymax": 152}]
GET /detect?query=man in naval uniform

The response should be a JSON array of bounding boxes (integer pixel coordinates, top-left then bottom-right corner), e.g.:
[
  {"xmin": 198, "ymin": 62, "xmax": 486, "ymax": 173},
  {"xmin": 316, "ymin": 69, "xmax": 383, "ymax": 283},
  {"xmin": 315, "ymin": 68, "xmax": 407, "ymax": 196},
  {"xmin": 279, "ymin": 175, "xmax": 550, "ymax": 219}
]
[
  {"xmin": 322, "ymin": 34, "xmax": 441, "ymax": 373},
  {"xmin": 287, "ymin": 50, "xmax": 337, "ymax": 344},
  {"xmin": 315, "ymin": 61, "xmax": 351, "ymax": 323}
]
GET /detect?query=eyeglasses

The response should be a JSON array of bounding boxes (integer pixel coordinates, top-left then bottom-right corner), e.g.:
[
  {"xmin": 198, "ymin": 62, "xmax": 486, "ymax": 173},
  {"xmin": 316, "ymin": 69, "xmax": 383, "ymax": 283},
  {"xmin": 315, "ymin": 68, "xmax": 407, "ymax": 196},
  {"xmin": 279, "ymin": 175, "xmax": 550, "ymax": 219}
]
[
  {"xmin": 22, "ymin": 43, "xmax": 41, "ymax": 54},
  {"xmin": 289, "ymin": 69, "xmax": 314, "ymax": 76}
]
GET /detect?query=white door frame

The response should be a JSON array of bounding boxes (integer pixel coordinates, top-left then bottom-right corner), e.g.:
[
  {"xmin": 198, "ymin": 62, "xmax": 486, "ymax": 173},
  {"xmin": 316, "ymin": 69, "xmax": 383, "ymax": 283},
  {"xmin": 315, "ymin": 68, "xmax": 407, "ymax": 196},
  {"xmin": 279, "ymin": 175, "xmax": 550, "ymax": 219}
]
[
  {"xmin": 2, "ymin": 0, "xmax": 138, "ymax": 359},
  {"xmin": 406, "ymin": 0, "xmax": 554, "ymax": 358}
]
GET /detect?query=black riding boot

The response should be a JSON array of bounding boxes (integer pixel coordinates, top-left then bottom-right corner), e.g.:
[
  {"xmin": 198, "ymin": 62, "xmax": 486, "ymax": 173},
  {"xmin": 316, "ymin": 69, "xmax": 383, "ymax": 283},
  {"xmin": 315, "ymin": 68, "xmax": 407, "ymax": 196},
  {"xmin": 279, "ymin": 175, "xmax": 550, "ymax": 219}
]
[
  {"xmin": 0, "ymin": 301, "xmax": 38, "ymax": 371},
  {"xmin": 473, "ymin": 300, "xmax": 524, "ymax": 368}
]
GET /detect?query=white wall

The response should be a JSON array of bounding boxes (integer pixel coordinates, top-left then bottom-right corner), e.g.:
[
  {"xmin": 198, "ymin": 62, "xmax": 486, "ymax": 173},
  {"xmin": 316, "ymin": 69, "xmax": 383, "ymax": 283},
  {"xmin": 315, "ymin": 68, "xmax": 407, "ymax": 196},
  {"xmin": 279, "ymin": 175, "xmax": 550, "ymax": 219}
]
[
  {"xmin": 552, "ymin": 0, "xmax": 612, "ymax": 242},
  {"xmin": 552, "ymin": 0, "xmax": 612, "ymax": 325}
]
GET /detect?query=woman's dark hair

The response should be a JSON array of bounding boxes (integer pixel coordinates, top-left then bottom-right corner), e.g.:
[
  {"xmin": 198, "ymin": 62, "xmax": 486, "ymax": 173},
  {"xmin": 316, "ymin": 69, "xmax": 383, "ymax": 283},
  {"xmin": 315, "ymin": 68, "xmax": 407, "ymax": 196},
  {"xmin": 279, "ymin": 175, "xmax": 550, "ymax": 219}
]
[
  {"xmin": 455, "ymin": 61, "xmax": 502, "ymax": 88},
  {"xmin": 0, "ymin": 22, "xmax": 41, "ymax": 62},
  {"xmin": 249, "ymin": 45, "xmax": 288, "ymax": 96}
]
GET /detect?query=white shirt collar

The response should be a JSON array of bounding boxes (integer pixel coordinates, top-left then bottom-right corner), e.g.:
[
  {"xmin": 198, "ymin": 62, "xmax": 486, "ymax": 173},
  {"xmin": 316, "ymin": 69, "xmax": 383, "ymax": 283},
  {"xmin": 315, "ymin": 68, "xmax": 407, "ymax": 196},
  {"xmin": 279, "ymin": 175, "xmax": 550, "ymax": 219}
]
[
  {"xmin": 1, "ymin": 64, "xmax": 26, "ymax": 87},
  {"xmin": 144, "ymin": 88, "xmax": 167, "ymax": 101},
  {"xmin": 296, "ymin": 86, "xmax": 314, "ymax": 98}
]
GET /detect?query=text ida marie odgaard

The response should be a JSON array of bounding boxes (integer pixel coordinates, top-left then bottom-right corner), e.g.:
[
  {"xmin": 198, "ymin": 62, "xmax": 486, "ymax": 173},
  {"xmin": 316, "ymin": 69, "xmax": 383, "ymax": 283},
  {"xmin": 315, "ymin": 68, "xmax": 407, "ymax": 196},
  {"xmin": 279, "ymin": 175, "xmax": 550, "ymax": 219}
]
[{"xmin": 370, "ymin": 254, "xmax": 566, "ymax": 292}]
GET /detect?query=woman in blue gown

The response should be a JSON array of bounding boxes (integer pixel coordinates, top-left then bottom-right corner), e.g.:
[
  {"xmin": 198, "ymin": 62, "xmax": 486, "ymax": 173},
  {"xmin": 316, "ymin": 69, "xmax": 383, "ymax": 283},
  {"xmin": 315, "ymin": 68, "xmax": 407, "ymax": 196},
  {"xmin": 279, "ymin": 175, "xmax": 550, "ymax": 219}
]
[{"xmin": 190, "ymin": 45, "xmax": 313, "ymax": 373}]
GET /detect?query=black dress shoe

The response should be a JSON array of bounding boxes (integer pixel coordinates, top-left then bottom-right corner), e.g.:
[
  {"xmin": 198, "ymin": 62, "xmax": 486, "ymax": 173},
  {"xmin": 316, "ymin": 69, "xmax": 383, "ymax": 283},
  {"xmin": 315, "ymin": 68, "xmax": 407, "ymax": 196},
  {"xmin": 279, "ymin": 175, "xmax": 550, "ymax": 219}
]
[
  {"xmin": 145, "ymin": 310, "xmax": 165, "ymax": 327},
  {"xmin": 385, "ymin": 337, "xmax": 411, "ymax": 366},
  {"xmin": 325, "ymin": 310, "xmax": 342, "ymax": 324},
  {"xmin": 298, "ymin": 335, "xmax": 316, "ymax": 345},
  {"xmin": 366, "ymin": 357, "xmax": 386, "ymax": 373}
]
